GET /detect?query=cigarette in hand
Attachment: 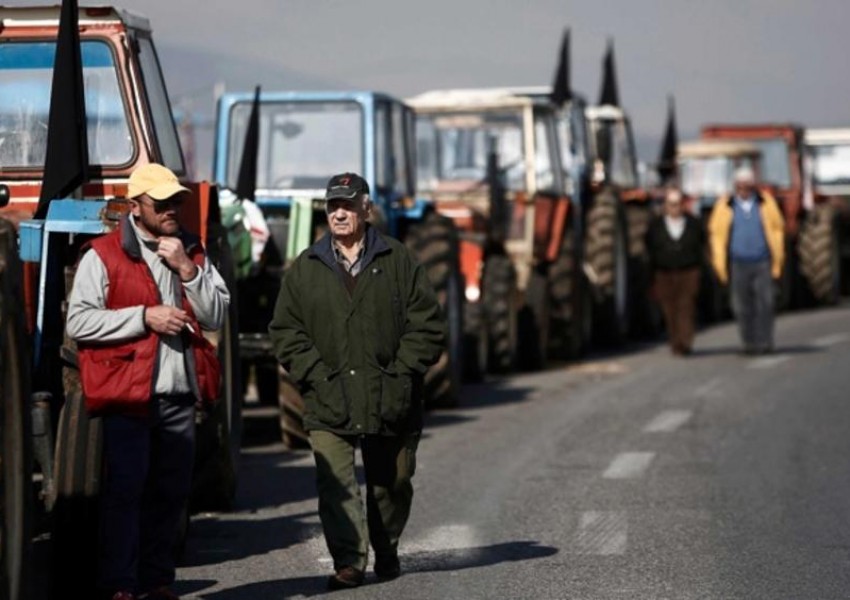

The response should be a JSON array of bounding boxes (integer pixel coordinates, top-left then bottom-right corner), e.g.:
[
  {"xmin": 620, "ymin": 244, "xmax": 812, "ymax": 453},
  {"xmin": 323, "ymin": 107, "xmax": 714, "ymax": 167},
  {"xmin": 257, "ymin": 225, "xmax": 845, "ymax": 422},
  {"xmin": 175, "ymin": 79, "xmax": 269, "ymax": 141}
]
[{"xmin": 184, "ymin": 322, "xmax": 196, "ymax": 334}]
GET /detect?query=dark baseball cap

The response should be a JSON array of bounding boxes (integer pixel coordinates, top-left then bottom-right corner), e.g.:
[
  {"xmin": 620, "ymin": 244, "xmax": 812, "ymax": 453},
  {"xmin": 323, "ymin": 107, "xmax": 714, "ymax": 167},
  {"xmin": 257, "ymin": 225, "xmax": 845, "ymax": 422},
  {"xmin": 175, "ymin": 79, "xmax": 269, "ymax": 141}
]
[{"xmin": 325, "ymin": 172, "xmax": 370, "ymax": 200}]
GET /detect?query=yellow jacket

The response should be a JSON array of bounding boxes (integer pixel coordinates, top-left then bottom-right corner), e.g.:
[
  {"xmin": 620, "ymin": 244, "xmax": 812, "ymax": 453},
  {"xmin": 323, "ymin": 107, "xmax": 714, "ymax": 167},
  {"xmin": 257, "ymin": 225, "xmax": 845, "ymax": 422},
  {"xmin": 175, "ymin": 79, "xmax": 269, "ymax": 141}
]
[{"xmin": 707, "ymin": 191, "xmax": 785, "ymax": 284}]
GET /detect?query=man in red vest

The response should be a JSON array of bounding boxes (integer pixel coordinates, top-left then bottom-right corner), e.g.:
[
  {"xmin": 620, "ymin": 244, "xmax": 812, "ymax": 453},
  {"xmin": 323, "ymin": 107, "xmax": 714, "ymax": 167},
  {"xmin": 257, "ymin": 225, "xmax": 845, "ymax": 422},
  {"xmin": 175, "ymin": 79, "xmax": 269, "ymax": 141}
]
[{"xmin": 66, "ymin": 163, "xmax": 230, "ymax": 600}]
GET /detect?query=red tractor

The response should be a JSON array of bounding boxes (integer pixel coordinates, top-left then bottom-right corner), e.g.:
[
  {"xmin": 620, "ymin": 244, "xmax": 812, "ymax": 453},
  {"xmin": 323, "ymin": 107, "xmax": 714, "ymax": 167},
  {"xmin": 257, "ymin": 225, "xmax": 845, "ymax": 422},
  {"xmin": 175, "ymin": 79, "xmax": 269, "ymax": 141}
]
[
  {"xmin": 701, "ymin": 124, "xmax": 841, "ymax": 306},
  {"xmin": 0, "ymin": 5, "xmax": 241, "ymax": 596}
]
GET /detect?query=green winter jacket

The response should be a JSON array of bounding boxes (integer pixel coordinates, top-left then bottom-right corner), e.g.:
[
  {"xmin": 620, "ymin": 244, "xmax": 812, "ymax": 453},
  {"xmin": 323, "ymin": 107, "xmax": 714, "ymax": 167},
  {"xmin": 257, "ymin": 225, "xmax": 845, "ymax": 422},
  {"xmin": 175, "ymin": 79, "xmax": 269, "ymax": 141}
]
[{"xmin": 268, "ymin": 225, "xmax": 445, "ymax": 435}]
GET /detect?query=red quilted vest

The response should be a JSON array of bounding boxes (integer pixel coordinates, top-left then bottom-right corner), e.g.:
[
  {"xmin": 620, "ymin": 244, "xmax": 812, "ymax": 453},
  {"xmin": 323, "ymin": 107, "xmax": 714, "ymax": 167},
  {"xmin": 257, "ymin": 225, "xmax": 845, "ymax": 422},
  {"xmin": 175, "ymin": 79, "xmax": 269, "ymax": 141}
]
[{"xmin": 77, "ymin": 219, "xmax": 221, "ymax": 416}]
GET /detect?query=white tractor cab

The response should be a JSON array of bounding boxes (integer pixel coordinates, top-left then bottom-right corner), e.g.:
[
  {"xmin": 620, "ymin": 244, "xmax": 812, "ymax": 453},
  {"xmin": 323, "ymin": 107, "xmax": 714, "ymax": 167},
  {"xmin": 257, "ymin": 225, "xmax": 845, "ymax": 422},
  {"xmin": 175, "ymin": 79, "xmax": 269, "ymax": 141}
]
[
  {"xmin": 678, "ymin": 140, "xmax": 762, "ymax": 217},
  {"xmin": 804, "ymin": 128, "xmax": 850, "ymax": 296},
  {"xmin": 410, "ymin": 87, "xmax": 587, "ymax": 371}
]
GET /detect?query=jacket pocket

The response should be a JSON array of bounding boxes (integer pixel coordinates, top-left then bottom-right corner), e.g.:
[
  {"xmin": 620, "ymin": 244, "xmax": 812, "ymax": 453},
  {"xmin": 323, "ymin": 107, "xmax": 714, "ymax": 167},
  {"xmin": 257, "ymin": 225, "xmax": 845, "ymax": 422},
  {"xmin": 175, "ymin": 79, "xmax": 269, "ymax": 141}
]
[
  {"xmin": 309, "ymin": 369, "xmax": 348, "ymax": 428},
  {"xmin": 379, "ymin": 366, "xmax": 412, "ymax": 426},
  {"xmin": 79, "ymin": 347, "xmax": 143, "ymax": 408}
]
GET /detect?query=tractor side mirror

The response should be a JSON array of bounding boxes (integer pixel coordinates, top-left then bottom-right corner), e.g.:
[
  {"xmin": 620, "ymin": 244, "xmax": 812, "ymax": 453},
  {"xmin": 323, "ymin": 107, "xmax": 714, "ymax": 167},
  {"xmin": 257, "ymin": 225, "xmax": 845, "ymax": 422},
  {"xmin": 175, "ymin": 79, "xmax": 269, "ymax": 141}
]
[{"xmin": 0, "ymin": 185, "xmax": 9, "ymax": 208}]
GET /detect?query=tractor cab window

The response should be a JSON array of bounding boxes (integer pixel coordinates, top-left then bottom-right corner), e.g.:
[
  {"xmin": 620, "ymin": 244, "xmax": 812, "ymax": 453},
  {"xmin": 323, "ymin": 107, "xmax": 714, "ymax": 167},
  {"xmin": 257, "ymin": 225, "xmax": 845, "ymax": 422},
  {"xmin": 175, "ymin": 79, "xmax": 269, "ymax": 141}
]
[
  {"xmin": 534, "ymin": 112, "xmax": 564, "ymax": 193},
  {"xmin": 226, "ymin": 100, "xmax": 363, "ymax": 192},
  {"xmin": 135, "ymin": 35, "xmax": 184, "ymax": 174},
  {"xmin": 375, "ymin": 100, "xmax": 414, "ymax": 198},
  {"xmin": 417, "ymin": 110, "xmax": 526, "ymax": 192},
  {"xmin": 555, "ymin": 104, "xmax": 589, "ymax": 194},
  {"xmin": 681, "ymin": 157, "xmax": 734, "ymax": 198},
  {"xmin": 0, "ymin": 39, "xmax": 134, "ymax": 169},
  {"xmin": 748, "ymin": 139, "xmax": 791, "ymax": 189},
  {"xmin": 811, "ymin": 143, "xmax": 850, "ymax": 190},
  {"xmin": 588, "ymin": 117, "xmax": 637, "ymax": 188}
]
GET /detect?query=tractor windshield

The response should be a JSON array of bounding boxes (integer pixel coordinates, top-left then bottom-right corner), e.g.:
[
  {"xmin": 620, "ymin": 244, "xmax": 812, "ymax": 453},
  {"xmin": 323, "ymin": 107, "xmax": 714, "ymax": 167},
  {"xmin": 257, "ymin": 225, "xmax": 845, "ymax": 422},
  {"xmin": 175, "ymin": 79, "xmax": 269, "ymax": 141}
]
[
  {"xmin": 416, "ymin": 111, "xmax": 526, "ymax": 192},
  {"xmin": 588, "ymin": 117, "xmax": 637, "ymax": 188},
  {"xmin": 811, "ymin": 143, "xmax": 850, "ymax": 189},
  {"xmin": 0, "ymin": 39, "xmax": 134, "ymax": 169},
  {"xmin": 225, "ymin": 100, "xmax": 363, "ymax": 192},
  {"xmin": 749, "ymin": 139, "xmax": 791, "ymax": 189},
  {"xmin": 680, "ymin": 156, "xmax": 734, "ymax": 198}
]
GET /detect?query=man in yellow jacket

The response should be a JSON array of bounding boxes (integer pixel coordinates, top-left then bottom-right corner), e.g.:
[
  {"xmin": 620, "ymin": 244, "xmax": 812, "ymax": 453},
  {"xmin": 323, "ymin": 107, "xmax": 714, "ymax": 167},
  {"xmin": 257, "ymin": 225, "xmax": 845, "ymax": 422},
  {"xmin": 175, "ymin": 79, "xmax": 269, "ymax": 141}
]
[{"xmin": 708, "ymin": 166, "xmax": 785, "ymax": 354}]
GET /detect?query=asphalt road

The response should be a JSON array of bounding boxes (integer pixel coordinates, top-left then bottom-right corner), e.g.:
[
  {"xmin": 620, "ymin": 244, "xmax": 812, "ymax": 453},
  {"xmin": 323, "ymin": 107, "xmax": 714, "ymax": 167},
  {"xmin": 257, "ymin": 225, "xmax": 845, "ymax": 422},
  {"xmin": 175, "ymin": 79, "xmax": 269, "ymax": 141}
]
[{"xmin": 175, "ymin": 305, "xmax": 850, "ymax": 600}]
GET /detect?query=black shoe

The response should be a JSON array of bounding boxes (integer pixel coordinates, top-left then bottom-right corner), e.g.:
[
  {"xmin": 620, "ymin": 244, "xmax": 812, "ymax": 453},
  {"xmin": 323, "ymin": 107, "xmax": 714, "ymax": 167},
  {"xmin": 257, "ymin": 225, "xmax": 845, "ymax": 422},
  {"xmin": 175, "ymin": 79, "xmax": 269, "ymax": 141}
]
[
  {"xmin": 374, "ymin": 554, "xmax": 401, "ymax": 580},
  {"xmin": 327, "ymin": 566, "xmax": 365, "ymax": 590}
]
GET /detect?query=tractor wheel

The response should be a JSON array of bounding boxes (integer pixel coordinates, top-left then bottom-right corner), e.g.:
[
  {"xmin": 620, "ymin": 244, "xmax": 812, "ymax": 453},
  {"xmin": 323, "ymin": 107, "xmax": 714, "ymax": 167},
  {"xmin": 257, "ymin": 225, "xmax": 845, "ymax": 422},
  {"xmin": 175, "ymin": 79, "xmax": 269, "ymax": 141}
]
[
  {"xmin": 0, "ymin": 219, "xmax": 32, "ymax": 600},
  {"xmin": 255, "ymin": 360, "xmax": 281, "ymax": 406},
  {"xmin": 191, "ymin": 235, "xmax": 243, "ymax": 512},
  {"xmin": 625, "ymin": 203, "xmax": 661, "ymax": 338},
  {"xmin": 51, "ymin": 354, "xmax": 102, "ymax": 598},
  {"xmin": 798, "ymin": 204, "xmax": 842, "ymax": 305},
  {"xmin": 404, "ymin": 212, "xmax": 464, "ymax": 408},
  {"xmin": 462, "ymin": 301, "xmax": 488, "ymax": 382},
  {"xmin": 547, "ymin": 215, "xmax": 590, "ymax": 360},
  {"xmin": 585, "ymin": 190, "xmax": 630, "ymax": 346},
  {"xmin": 482, "ymin": 255, "xmax": 518, "ymax": 373},
  {"xmin": 517, "ymin": 270, "xmax": 550, "ymax": 371},
  {"xmin": 279, "ymin": 372, "xmax": 309, "ymax": 450}
]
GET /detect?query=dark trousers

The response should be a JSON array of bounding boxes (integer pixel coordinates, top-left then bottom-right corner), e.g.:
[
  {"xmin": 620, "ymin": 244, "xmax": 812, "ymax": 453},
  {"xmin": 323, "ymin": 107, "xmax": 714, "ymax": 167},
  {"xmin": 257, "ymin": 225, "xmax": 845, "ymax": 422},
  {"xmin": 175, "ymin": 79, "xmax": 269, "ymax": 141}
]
[
  {"xmin": 730, "ymin": 260, "xmax": 775, "ymax": 351},
  {"xmin": 654, "ymin": 267, "xmax": 700, "ymax": 353},
  {"xmin": 99, "ymin": 395, "xmax": 196, "ymax": 594},
  {"xmin": 309, "ymin": 430, "xmax": 419, "ymax": 571}
]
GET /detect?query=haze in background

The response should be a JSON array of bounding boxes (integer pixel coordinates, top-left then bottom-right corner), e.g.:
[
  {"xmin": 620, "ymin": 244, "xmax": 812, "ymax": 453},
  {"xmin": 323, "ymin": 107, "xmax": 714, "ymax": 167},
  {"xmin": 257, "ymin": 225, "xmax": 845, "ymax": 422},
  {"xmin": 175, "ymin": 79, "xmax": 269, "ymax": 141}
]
[{"xmin": 7, "ymin": 0, "xmax": 849, "ymax": 178}]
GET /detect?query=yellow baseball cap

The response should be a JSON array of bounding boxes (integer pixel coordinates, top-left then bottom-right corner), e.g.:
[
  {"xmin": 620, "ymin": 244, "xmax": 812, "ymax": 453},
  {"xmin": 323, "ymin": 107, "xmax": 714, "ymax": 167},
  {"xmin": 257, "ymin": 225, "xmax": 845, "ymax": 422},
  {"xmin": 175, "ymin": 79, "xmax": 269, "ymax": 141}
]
[{"xmin": 127, "ymin": 163, "xmax": 190, "ymax": 200}]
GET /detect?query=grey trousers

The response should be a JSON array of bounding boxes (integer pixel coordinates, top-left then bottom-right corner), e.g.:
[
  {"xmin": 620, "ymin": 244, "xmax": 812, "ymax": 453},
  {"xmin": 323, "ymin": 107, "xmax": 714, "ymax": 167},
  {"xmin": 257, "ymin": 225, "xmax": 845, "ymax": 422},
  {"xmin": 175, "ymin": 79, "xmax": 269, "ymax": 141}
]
[
  {"xmin": 730, "ymin": 260, "xmax": 775, "ymax": 351},
  {"xmin": 99, "ymin": 394, "xmax": 196, "ymax": 594}
]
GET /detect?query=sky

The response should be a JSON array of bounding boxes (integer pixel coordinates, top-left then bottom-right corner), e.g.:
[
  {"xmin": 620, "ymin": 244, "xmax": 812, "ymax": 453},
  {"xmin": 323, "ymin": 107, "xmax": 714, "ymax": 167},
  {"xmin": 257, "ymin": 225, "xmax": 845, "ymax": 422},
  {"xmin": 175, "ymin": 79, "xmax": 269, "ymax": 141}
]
[{"xmin": 8, "ymin": 0, "xmax": 850, "ymax": 174}]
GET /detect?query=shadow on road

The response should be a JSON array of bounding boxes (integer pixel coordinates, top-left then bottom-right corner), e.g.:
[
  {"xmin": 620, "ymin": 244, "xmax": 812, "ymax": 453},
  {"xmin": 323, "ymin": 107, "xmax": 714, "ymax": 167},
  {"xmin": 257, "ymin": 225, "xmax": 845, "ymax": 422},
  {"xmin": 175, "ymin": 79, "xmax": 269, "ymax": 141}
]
[{"xmin": 193, "ymin": 540, "xmax": 558, "ymax": 599}]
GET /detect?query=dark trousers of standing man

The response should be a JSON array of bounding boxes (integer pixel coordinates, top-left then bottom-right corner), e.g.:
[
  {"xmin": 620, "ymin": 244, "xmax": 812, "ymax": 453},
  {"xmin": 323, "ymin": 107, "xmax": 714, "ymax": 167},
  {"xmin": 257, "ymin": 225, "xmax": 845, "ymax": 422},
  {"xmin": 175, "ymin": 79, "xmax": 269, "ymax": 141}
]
[
  {"xmin": 98, "ymin": 394, "xmax": 196, "ymax": 595},
  {"xmin": 730, "ymin": 259, "xmax": 775, "ymax": 352},
  {"xmin": 309, "ymin": 430, "xmax": 419, "ymax": 572},
  {"xmin": 654, "ymin": 267, "xmax": 701, "ymax": 354}
]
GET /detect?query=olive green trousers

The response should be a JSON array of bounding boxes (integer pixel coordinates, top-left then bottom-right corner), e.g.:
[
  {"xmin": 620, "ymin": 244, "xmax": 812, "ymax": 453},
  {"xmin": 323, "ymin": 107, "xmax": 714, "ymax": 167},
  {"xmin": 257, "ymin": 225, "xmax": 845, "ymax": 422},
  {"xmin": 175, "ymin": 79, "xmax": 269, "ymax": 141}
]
[{"xmin": 309, "ymin": 430, "xmax": 419, "ymax": 571}]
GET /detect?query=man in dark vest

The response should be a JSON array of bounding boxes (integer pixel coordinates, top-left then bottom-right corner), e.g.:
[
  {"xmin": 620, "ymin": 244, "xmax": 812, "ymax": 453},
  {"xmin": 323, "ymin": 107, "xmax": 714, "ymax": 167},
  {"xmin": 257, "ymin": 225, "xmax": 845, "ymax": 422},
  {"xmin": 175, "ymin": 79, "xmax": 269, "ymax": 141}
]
[
  {"xmin": 66, "ymin": 163, "xmax": 230, "ymax": 600},
  {"xmin": 646, "ymin": 187, "xmax": 705, "ymax": 355},
  {"xmin": 269, "ymin": 172, "xmax": 445, "ymax": 590}
]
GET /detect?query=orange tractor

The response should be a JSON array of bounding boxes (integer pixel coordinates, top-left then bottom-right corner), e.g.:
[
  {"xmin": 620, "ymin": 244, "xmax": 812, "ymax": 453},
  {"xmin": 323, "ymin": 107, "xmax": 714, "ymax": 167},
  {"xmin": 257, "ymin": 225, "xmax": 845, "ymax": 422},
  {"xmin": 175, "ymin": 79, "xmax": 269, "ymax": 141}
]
[
  {"xmin": 0, "ymin": 5, "xmax": 241, "ymax": 596},
  {"xmin": 409, "ymin": 88, "xmax": 590, "ymax": 375}
]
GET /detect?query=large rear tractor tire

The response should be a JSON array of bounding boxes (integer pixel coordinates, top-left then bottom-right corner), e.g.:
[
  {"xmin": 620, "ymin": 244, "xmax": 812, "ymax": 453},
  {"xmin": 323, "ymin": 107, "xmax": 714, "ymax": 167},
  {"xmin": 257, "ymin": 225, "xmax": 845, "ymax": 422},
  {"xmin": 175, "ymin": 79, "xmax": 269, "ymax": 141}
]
[
  {"xmin": 0, "ymin": 219, "xmax": 32, "ymax": 600},
  {"xmin": 279, "ymin": 372, "xmax": 309, "ymax": 450},
  {"xmin": 584, "ymin": 191, "xmax": 630, "ymax": 346},
  {"xmin": 517, "ymin": 270, "xmax": 550, "ymax": 371},
  {"xmin": 404, "ymin": 213, "xmax": 464, "ymax": 408},
  {"xmin": 547, "ymin": 215, "xmax": 590, "ymax": 360},
  {"xmin": 481, "ymin": 255, "xmax": 518, "ymax": 373},
  {"xmin": 798, "ymin": 204, "xmax": 842, "ymax": 306},
  {"xmin": 191, "ymin": 232, "xmax": 243, "ymax": 512},
  {"xmin": 49, "ymin": 263, "xmax": 103, "ymax": 599},
  {"xmin": 625, "ymin": 203, "xmax": 661, "ymax": 338}
]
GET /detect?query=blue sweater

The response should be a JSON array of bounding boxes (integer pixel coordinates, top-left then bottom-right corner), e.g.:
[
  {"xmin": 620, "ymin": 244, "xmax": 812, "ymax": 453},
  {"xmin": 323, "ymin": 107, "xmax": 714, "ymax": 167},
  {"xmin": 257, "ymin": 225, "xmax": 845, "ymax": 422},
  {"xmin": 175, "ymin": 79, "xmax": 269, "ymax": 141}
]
[{"xmin": 730, "ymin": 197, "xmax": 770, "ymax": 263}]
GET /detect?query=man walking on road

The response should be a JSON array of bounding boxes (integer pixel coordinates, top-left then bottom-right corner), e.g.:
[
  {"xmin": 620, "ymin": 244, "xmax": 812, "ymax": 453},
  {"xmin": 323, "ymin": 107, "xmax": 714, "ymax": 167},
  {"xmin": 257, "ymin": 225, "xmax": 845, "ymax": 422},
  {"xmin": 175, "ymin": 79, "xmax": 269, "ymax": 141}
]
[
  {"xmin": 66, "ymin": 163, "xmax": 231, "ymax": 600},
  {"xmin": 269, "ymin": 172, "xmax": 445, "ymax": 590},
  {"xmin": 708, "ymin": 166, "xmax": 785, "ymax": 354},
  {"xmin": 646, "ymin": 187, "xmax": 705, "ymax": 355}
]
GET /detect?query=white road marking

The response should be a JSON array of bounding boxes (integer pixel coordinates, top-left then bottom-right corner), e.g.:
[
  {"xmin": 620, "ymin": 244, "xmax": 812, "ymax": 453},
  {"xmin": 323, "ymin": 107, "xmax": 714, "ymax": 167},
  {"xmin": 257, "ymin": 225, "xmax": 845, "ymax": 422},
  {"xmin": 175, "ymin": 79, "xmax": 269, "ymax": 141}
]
[
  {"xmin": 643, "ymin": 410, "xmax": 693, "ymax": 433},
  {"xmin": 813, "ymin": 333, "xmax": 850, "ymax": 348},
  {"xmin": 602, "ymin": 452, "xmax": 656, "ymax": 479},
  {"xmin": 694, "ymin": 378, "xmax": 723, "ymax": 398},
  {"xmin": 575, "ymin": 511, "xmax": 628, "ymax": 555},
  {"xmin": 748, "ymin": 354, "xmax": 790, "ymax": 370}
]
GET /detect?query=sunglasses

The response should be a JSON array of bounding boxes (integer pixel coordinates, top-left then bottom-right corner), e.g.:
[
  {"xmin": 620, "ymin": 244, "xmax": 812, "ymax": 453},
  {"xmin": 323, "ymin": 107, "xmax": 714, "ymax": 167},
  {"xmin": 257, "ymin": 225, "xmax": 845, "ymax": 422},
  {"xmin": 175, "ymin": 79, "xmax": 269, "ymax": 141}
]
[{"xmin": 140, "ymin": 197, "xmax": 185, "ymax": 213}]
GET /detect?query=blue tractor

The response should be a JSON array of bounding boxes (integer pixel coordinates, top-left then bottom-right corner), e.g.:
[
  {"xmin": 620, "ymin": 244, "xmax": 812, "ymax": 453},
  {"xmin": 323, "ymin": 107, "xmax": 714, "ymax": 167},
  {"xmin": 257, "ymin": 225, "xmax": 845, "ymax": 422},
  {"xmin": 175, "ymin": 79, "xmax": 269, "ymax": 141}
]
[{"xmin": 213, "ymin": 91, "xmax": 464, "ymax": 446}]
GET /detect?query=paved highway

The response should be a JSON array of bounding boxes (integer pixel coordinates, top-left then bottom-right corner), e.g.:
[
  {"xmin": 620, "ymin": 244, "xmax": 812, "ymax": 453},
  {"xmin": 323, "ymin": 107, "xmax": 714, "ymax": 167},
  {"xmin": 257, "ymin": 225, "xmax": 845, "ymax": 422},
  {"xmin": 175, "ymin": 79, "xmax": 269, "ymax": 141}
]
[{"xmin": 176, "ymin": 305, "xmax": 850, "ymax": 599}]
